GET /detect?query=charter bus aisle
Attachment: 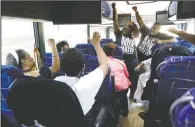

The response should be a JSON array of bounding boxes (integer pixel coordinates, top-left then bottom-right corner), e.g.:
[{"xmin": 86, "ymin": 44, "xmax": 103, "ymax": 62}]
[{"xmin": 118, "ymin": 100, "xmax": 144, "ymax": 127}]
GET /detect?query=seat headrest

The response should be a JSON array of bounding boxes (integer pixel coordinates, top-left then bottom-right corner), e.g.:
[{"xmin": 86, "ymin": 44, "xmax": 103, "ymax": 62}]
[
  {"xmin": 1, "ymin": 65, "xmax": 24, "ymax": 89},
  {"xmin": 7, "ymin": 76, "xmax": 86, "ymax": 127}
]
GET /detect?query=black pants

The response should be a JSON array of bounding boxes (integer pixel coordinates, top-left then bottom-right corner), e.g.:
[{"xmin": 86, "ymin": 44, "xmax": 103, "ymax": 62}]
[
  {"xmin": 115, "ymin": 89, "xmax": 129, "ymax": 117},
  {"xmin": 123, "ymin": 55, "xmax": 138, "ymax": 98}
]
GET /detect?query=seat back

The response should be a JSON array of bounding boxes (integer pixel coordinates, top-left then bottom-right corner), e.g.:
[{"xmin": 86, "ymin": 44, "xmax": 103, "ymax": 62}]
[
  {"xmin": 83, "ymin": 54, "xmax": 114, "ymax": 102},
  {"xmin": 100, "ymin": 38, "xmax": 113, "ymax": 45},
  {"xmin": 7, "ymin": 76, "xmax": 86, "ymax": 127},
  {"xmin": 170, "ymin": 88, "xmax": 195, "ymax": 127},
  {"xmin": 155, "ymin": 56, "xmax": 195, "ymax": 101},
  {"xmin": 113, "ymin": 45, "xmax": 123, "ymax": 60},
  {"xmin": 42, "ymin": 53, "xmax": 63, "ymax": 67},
  {"xmin": 1, "ymin": 65, "xmax": 24, "ymax": 127},
  {"xmin": 75, "ymin": 44, "xmax": 96, "ymax": 56},
  {"xmin": 1, "ymin": 65, "xmax": 24, "ymax": 107},
  {"xmin": 75, "ymin": 43, "xmax": 123, "ymax": 60},
  {"xmin": 176, "ymin": 40, "xmax": 195, "ymax": 54},
  {"xmin": 145, "ymin": 56, "xmax": 195, "ymax": 127},
  {"xmin": 83, "ymin": 54, "xmax": 99, "ymax": 73}
]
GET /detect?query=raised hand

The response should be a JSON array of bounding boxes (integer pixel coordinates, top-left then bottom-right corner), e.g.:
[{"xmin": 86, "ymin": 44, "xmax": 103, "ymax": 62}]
[
  {"xmin": 91, "ymin": 32, "xmax": 101, "ymax": 46},
  {"xmin": 48, "ymin": 39, "xmax": 56, "ymax": 48}
]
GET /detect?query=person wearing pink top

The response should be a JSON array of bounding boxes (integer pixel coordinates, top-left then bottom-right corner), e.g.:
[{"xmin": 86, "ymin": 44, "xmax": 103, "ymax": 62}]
[{"xmin": 103, "ymin": 42, "xmax": 131, "ymax": 117}]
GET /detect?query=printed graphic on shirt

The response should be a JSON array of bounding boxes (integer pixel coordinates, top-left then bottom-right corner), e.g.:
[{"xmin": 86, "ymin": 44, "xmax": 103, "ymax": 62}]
[
  {"xmin": 138, "ymin": 35, "xmax": 156, "ymax": 56},
  {"xmin": 121, "ymin": 36, "xmax": 135, "ymax": 54}
]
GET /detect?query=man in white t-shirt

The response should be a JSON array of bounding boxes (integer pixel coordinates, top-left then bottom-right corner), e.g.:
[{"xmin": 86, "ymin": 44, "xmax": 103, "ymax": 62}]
[{"xmin": 55, "ymin": 32, "xmax": 109, "ymax": 115}]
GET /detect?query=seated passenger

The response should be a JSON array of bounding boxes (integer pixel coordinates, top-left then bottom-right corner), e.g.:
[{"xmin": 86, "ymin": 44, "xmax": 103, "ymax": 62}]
[
  {"xmin": 56, "ymin": 40, "xmax": 69, "ymax": 53},
  {"xmin": 134, "ymin": 58, "xmax": 151, "ymax": 104},
  {"xmin": 55, "ymin": 32, "xmax": 109, "ymax": 115},
  {"xmin": 102, "ymin": 42, "xmax": 131, "ymax": 91},
  {"xmin": 6, "ymin": 39, "xmax": 60, "ymax": 78}
]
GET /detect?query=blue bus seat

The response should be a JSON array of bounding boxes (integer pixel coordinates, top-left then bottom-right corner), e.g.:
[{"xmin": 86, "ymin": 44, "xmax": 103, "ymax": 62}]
[
  {"xmin": 1, "ymin": 65, "xmax": 23, "ymax": 126},
  {"xmin": 157, "ymin": 56, "xmax": 195, "ymax": 101},
  {"xmin": 75, "ymin": 44, "xmax": 96, "ymax": 56},
  {"xmin": 144, "ymin": 56, "xmax": 195, "ymax": 127},
  {"xmin": 42, "ymin": 53, "xmax": 63, "ymax": 67},
  {"xmin": 75, "ymin": 44, "xmax": 123, "ymax": 60},
  {"xmin": 170, "ymin": 88, "xmax": 195, "ymax": 127},
  {"xmin": 100, "ymin": 38, "xmax": 113, "ymax": 45}
]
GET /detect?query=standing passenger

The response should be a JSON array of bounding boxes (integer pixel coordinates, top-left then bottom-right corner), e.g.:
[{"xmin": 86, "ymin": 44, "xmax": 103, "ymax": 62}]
[
  {"xmin": 112, "ymin": 3, "xmax": 139, "ymax": 96},
  {"xmin": 132, "ymin": 6, "xmax": 176, "ymax": 62}
]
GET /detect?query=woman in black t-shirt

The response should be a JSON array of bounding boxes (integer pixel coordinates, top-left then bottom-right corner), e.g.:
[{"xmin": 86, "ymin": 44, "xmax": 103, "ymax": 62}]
[{"xmin": 112, "ymin": 3, "xmax": 139, "ymax": 96}]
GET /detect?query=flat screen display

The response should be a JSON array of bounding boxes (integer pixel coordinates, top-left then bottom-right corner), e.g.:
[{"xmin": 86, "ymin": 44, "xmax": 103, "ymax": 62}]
[
  {"xmin": 118, "ymin": 14, "xmax": 131, "ymax": 27},
  {"xmin": 156, "ymin": 11, "xmax": 168, "ymax": 25},
  {"xmin": 52, "ymin": 1, "xmax": 102, "ymax": 24},
  {"xmin": 177, "ymin": 1, "xmax": 195, "ymax": 19}
]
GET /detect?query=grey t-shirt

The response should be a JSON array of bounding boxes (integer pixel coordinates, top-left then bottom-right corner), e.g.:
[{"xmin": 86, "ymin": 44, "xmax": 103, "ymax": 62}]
[{"xmin": 137, "ymin": 25, "xmax": 174, "ymax": 56}]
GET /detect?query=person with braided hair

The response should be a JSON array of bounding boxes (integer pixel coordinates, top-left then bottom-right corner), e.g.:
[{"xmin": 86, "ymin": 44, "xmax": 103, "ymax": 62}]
[{"xmin": 112, "ymin": 2, "xmax": 139, "ymax": 97}]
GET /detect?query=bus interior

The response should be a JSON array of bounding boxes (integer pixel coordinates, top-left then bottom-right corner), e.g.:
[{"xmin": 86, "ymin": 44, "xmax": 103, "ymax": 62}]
[{"xmin": 1, "ymin": 1, "xmax": 195, "ymax": 127}]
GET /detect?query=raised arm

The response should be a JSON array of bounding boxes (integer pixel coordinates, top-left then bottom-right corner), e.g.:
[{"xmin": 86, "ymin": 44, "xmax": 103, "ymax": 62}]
[
  {"xmin": 132, "ymin": 6, "xmax": 145, "ymax": 28},
  {"xmin": 91, "ymin": 32, "xmax": 109, "ymax": 77},
  {"xmin": 112, "ymin": 3, "xmax": 119, "ymax": 32},
  {"xmin": 168, "ymin": 28, "xmax": 195, "ymax": 45},
  {"xmin": 48, "ymin": 39, "xmax": 60, "ymax": 73}
]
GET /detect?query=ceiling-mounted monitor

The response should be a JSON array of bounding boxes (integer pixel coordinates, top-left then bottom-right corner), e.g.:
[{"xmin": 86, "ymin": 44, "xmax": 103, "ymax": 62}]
[
  {"xmin": 156, "ymin": 11, "xmax": 168, "ymax": 25},
  {"xmin": 118, "ymin": 14, "xmax": 131, "ymax": 27},
  {"xmin": 168, "ymin": 1, "xmax": 195, "ymax": 21},
  {"xmin": 177, "ymin": 1, "xmax": 195, "ymax": 19},
  {"xmin": 2, "ymin": 1, "xmax": 102, "ymax": 24}
]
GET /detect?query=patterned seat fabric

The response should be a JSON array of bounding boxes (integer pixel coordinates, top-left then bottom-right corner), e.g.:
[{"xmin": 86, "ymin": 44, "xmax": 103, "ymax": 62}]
[
  {"xmin": 157, "ymin": 56, "xmax": 195, "ymax": 101},
  {"xmin": 1, "ymin": 65, "xmax": 24, "ymax": 126},
  {"xmin": 173, "ymin": 88, "xmax": 195, "ymax": 127},
  {"xmin": 75, "ymin": 44, "xmax": 123, "ymax": 60},
  {"xmin": 1, "ymin": 65, "xmax": 24, "ymax": 103},
  {"xmin": 159, "ymin": 56, "xmax": 195, "ymax": 79},
  {"xmin": 144, "ymin": 56, "xmax": 195, "ymax": 127},
  {"xmin": 100, "ymin": 38, "xmax": 113, "ymax": 45},
  {"xmin": 42, "ymin": 53, "xmax": 63, "ymax": 67}
]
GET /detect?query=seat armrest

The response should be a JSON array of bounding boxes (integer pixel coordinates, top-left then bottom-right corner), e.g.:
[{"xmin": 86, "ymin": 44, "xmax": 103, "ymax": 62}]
[{"xmin": 94, "ymin": 107, "xmax": 107, "ymax": 127}]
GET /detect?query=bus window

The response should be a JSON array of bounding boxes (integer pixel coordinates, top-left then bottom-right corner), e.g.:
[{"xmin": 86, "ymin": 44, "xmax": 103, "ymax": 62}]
[
  {"xmin": 43, "ymin": 22, "xmax": 87, "ymax": 52},
  {"xmin": 90, "ymin": 25, "xmax": 107, "ymax": 39},
  {"xmin": 2, "ymin": 18, "xmax": 35, "ymax": 65},
  {"xmin": 43, "ymin": 22, "xmax": 59, "ymax": 52}
]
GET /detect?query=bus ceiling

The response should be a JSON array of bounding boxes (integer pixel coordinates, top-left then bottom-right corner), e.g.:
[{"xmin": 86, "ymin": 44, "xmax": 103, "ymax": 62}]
[{"xmin": 126, "ymin": 1, "xmax": 157, "ymax": 5}]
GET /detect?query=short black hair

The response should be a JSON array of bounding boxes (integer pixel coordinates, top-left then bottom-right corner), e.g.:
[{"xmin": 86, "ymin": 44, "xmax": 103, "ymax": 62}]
[
  {"xmin": 56, "ymin": 40, "xmax": 69, "ymax": 52},
  {"xmin": 103, "ymin": 43, "xmax": 116, "ymax": 56},
  {"xmin": 6, "ymin": 49, "xmax": 27, "ymax": 69},
  {"xmin": 60, "ymin": 48, "xmax": 85, "ymax": 76}
]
